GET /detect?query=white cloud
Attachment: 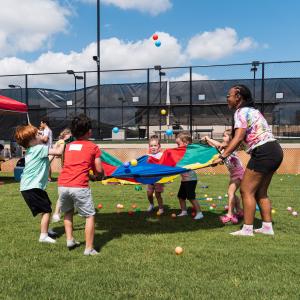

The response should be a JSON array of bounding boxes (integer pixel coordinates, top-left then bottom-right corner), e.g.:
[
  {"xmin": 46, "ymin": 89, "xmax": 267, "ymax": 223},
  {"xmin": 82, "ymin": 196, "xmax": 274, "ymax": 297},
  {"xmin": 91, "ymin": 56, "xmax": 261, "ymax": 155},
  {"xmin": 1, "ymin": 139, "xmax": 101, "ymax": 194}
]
[
  {"xmin": 81, "ymin": 0, "xmax": 172, "ymax": 15},
  {"xmin": 0, "ymin": 28, "xmax": 259, "ymax": 89},
  {"xmin": 0, "ymin": 0, "xmax": 70, "ymax": 57},
  {"xmin": 186, "ymin": 27, "xmax": 257, "ymax": 60},
  {"xmin": 169, "ymin": 72, "xmax": 209, "ymax": 82},
  {"xmin": 100, "ymin": 32, "xmax": 186, "ymax": 70}
]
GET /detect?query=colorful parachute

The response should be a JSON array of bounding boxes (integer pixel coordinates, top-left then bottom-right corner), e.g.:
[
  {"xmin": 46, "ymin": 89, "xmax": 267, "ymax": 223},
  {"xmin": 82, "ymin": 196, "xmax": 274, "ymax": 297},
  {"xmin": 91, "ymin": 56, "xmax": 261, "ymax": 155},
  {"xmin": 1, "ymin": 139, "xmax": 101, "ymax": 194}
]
[{"xmin": 101, "ymin": 143, "xmax": 219, "ymax": 185}]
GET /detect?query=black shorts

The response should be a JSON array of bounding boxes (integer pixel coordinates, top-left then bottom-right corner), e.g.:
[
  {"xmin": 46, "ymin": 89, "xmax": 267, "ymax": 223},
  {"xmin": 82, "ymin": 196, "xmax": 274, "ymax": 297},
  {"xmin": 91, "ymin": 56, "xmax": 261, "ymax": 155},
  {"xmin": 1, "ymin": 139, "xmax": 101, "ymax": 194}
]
[
  {"xmin": 177, "ymin": 181, "xmax": 197, "ymax": 200},
  {"xmin": 247, "ymin": 141, "xmax": 283, "ymax": 174},
  {"xmin": 21, "ymin": 189, "xmax": 52, "ymax": 217}
]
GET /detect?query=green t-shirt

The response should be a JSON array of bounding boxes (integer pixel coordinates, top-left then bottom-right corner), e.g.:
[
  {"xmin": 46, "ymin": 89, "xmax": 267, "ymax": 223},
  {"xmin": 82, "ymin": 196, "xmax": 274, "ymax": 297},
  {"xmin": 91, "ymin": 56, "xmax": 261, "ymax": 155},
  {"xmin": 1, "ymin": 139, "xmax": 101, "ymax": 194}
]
[{"xmin": 20, "ymin": 144, "xmax": 49, "ymax": 191}]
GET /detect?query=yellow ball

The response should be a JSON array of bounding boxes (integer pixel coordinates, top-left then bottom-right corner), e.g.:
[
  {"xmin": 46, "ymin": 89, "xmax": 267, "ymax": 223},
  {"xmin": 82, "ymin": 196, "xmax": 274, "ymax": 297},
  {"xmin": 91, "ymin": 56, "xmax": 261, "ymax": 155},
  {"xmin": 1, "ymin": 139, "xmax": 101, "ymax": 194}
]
[
  {"xmin": 175, "ymin": 246, "xmax": 183, "ymax": 255},
  {"xmin": 130, "ymin": 159, "xmax": 138, "ymax": 166},
  {"xmin": 160, "ymin": 109, "xmax": 167, "ymax": 115},
  {"xmin": 271, "ymin": 209, "xmax": 276, "ymax": 214}
]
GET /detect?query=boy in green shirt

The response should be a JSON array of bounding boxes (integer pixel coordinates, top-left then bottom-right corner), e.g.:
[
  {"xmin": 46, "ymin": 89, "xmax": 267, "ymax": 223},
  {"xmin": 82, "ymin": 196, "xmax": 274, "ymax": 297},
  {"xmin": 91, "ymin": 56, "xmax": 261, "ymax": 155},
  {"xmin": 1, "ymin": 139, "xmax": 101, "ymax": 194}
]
[{"xmin": 15, "ymin": 125, "xmax": 63, "ymax": 243}]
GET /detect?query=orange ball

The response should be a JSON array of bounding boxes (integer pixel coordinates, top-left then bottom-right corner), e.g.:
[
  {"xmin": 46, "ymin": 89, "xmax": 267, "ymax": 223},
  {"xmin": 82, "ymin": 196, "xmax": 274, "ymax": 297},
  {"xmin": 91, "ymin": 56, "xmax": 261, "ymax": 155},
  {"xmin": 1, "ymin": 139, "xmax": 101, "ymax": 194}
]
[
  {"xmin": 175, "ymin": 246, "xmax": 183, "ymax": 255},
  {"xmin": 171, "ymin": 213, "xmax": 176, "ymax": 218}
]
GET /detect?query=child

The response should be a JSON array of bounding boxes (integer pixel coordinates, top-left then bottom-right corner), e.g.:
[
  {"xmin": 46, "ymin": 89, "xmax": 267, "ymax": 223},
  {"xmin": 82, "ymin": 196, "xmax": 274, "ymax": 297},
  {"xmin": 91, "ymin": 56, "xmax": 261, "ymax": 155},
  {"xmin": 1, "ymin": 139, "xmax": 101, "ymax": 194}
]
[
  {"xmin": 58, "ymin": 114, "xmax": 103, "ymax": 255},
  {"xmin": 175, "ymin": 131, "xmax": 203, "ymax": 220},
  {"xmin": 146, "ymin": 135, "xmax": 164, "ymax": 214},
  {"xmin": 202, "ymin": 129, "xmax": 244, "ymax": 224},
  {"xmin": 15, "ymin": 124, "xmax": 63, "ymax": 243},
  {"xmin": 51, "ymin": 128, "xmax": 72, "ymax": 222}
]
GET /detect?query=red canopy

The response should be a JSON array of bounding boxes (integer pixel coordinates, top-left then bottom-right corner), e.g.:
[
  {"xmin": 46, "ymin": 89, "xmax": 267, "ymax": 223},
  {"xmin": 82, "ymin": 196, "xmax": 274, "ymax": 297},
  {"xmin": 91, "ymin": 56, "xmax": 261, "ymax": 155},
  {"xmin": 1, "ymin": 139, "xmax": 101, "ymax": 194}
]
[{"xmin": 0, "ymin": 95, "xmax": 28, "ymax": 114}]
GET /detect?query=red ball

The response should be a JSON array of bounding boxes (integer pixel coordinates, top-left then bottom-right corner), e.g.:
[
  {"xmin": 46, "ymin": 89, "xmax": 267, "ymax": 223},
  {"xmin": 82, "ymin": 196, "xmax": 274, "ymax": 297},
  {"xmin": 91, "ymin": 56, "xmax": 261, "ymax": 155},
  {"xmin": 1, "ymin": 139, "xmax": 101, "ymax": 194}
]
[
  {"xmin": 97, "ymin": 204, "xmax": 103, "ymax": 209},
  {"xmin": 152, "ymin": 34, "xmax": 158, "ymax": 40},
  {"xmin": 191, "ymin": 212, "xmax": 196, "ymax": 217}
]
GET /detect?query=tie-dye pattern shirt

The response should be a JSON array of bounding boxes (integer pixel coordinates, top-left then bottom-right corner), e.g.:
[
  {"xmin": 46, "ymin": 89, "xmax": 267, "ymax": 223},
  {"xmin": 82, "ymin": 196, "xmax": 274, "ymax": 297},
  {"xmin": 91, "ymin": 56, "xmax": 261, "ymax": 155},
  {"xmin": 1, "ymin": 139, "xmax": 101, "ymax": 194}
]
[{"xmin": 234, "ymin": 107, "xmax": 275, "ymax": 153}]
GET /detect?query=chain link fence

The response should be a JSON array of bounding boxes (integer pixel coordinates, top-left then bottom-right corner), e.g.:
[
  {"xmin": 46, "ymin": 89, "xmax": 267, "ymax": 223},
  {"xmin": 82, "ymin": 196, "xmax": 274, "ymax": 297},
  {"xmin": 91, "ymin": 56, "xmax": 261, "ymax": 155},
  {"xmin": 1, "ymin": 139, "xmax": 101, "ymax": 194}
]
[{"xmin": 0, "ymin": 60, "xmax": 300, "ymax": 142}]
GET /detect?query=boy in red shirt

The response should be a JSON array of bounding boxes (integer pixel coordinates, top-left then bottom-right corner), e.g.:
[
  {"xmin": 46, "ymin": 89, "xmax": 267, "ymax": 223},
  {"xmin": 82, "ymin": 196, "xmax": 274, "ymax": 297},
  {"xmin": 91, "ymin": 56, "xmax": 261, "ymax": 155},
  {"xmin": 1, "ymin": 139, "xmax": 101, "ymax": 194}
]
[{"xmin": 58, "ymin": 114, "xmax": 103, "ymax": 255}]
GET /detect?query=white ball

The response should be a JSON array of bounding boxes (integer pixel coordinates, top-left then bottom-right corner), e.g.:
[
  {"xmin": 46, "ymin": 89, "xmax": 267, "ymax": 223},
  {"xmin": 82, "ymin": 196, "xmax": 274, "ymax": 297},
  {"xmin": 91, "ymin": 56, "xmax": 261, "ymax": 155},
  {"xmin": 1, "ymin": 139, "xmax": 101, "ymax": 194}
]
[
  {"xmin": 292, "ymin": 211, "xmax": 298, "ymax": 217},
  {"xmin": 287, "ymin": 207, "xmax": 293, "ymax": 212}
]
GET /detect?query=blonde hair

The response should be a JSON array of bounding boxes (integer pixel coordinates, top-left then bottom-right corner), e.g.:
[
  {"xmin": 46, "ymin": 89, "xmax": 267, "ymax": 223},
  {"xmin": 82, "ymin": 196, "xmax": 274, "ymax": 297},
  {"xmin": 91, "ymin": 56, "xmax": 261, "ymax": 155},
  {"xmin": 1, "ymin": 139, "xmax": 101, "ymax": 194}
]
[
  {"xmin": 149, "ymin": 134, "xmax": 160, "ymax": 145},
  {"xmin": 59, "ymin": 128, "xmax": 72, "ymax": 140},
  {"xmin": 176, "ymin": 131, "xmax": 192, "ymax": 144},
  {"xmin": 223, "ymin": 128, "xmax": 233, "ymax": 139},
  {"xmin": 15, "ymin": 125, "xmax": 38, "ymax": 149}
]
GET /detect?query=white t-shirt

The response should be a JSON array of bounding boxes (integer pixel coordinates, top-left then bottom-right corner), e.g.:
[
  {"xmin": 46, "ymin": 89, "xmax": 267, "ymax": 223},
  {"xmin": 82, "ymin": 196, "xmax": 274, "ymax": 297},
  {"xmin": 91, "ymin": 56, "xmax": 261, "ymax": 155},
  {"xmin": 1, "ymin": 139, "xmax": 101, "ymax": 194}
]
[{"xmin": 42, "ymin": 127, "xmax": 53, "ymax": 148}]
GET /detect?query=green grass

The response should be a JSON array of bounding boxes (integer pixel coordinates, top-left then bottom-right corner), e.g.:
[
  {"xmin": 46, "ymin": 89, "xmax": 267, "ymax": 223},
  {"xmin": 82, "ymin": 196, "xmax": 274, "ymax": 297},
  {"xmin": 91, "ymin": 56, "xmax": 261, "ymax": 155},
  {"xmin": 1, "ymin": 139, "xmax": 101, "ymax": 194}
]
[{"xmin": 0, "ymin": 173, "xmax": 300, "ymax": 299}]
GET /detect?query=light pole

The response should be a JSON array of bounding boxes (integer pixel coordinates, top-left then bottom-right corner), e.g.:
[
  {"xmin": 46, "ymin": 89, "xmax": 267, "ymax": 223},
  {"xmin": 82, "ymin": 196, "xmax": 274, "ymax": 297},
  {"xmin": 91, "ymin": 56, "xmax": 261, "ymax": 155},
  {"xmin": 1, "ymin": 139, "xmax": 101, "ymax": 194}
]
[
  {"xmin": 8, "ymin": 84, "xmax": 23, "ymax": 102},
  {"xmin": 67, "ymin": 70, "xmax": 83, "ymax": 115},
  {"xmin": 251, "ymin": 61, "xmax": 260, "ymax": 101},
  {"xmin": 154, "ymin": 66, "xmax": 166, "ymax": 133},
  {"xmin": 92, "ymin": 0, "xmax": 101, "ymax": 139},
  {"xmin": 118, "ymin": 97, "xmax": 126, "ymax": 128}
]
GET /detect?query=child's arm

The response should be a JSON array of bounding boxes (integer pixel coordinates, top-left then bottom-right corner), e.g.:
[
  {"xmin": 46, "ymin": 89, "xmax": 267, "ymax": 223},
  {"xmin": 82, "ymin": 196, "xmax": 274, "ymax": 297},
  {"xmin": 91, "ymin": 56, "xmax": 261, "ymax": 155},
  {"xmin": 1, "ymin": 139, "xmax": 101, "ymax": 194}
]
[
  {"xmin": 201, "ymin": 136, "xmax": 222, "ymax": 148},
  {"xmin": 90, "ymin": 157, "xmax": 104, "ymax": 181},
  {"xmin": 48, "ymin": 143, "xmax": 65, "ymax": 157}
]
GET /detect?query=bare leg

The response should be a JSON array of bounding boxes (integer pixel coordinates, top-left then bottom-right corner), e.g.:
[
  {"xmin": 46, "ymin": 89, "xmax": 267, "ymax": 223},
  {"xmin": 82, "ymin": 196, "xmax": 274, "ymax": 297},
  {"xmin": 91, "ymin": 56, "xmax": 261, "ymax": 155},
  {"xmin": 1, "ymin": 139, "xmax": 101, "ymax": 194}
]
[
  {"xmin": 54, "ymin": 199, "xmax": 60, "ymax": 215},
  {"xmin": 40, "ymin": 213, "xmax": 50, "ymax": 233},
  {"xmin": 155, "ymin": 191, "xmax": 163, "ymax": 209},
  {"xmin": 227, "ymin": 180, "xmax": 239, "ymax": 216},
  {"xmin": 64, "ymin": 210, "xmax": 74, "ymax": 241},
  {"xmin": 85, "ymin": 216, "xmax": 95, "ymax": 250},
  {"xmin": 147, "ymin": 190, "xmax": 154, "ymax": 206},
  {"xmin": 189, "ymin": 199, "xmax": 201, "ymax": 213},
  {"xmin": 179, "ymin": 198, "xmax": 187, "ymax": 212},
  {"xmin": 240, "ymin": 169, "xmax": 265, "ymax": 225},
  {"xmin": 255, "ymin": 173, "xmax": 274, "ymax": 223}
]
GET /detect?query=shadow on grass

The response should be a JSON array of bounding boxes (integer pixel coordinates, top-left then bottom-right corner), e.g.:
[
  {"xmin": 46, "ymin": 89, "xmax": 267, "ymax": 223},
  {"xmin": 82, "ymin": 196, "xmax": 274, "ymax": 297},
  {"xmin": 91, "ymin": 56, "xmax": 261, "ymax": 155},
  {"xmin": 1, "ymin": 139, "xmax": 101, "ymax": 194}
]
[
  {"xmin": 0, "ymin": 176, "xmax": 18, "ymax": 185},
  {"xmin": 52, "ymin": 207, "xmax": 263, "ymax": 252},
  {"xmin": 92, "ymin": 206, "xmax": 226, "ymax": 252}
]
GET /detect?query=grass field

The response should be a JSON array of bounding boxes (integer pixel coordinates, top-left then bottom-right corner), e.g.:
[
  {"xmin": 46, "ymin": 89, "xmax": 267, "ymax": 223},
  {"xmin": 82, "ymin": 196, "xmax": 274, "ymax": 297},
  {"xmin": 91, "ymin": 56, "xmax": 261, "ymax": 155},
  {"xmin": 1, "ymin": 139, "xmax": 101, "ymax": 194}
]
[{"xmin": 0, "ymin": 173, "xmax": 300, "ymax": 299}]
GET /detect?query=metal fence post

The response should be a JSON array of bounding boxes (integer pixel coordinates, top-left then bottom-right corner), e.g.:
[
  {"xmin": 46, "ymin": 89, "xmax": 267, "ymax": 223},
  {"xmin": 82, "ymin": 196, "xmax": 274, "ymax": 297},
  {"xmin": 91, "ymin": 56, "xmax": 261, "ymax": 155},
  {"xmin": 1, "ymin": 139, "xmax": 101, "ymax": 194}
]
[
  {"xmin": 261, "ymin": 62, "xmax": 265, "ymax": 114},
  {"xmin": 189, "ymin": 66, "xmax": 193, "ymax": 136}
]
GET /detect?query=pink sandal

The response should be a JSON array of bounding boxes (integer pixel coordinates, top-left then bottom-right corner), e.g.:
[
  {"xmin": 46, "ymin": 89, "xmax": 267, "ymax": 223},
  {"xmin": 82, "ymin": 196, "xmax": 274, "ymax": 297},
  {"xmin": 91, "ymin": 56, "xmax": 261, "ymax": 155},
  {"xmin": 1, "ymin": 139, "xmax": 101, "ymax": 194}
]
[{"xmin": 220, "ymin": 214, "xmax": 238, "ymax": 225}]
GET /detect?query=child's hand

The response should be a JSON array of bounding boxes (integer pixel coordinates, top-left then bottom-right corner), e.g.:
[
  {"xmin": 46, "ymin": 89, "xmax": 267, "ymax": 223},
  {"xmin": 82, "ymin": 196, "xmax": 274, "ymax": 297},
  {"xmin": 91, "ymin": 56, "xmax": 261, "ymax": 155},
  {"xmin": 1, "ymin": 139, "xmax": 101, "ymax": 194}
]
[{"xmin": 201, "ymin": 136, "xmax": 209, "ymax": 142}]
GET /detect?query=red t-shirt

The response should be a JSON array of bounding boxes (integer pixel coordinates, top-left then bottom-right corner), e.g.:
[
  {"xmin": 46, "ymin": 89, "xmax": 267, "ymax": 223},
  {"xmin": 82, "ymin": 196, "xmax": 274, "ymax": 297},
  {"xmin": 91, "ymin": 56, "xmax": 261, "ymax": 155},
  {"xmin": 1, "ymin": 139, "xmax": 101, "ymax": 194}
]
[{"xmin": 58, "ymin": 140, "xmax": 101, "ymax": 187}]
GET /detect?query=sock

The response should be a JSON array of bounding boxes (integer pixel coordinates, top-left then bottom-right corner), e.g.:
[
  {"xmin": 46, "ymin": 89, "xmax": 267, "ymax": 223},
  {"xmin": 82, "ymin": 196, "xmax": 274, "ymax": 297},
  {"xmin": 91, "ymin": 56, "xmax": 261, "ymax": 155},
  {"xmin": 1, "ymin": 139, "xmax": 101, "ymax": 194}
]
[
  {"xmin": 40, "ymin": 233, "xmax": 48, "ymax": 240},
  {"xmin": 262, "ymin": 222, "xmax": 273, "ymax": 231}
]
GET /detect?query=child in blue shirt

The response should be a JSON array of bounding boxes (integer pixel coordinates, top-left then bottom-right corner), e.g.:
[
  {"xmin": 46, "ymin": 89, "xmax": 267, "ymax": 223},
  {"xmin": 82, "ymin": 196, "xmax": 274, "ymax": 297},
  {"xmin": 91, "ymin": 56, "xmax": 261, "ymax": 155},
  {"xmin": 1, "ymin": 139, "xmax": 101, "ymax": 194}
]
[{"xmin": 15, "ymin": 125, "xmax": 63, "ymax": 243}]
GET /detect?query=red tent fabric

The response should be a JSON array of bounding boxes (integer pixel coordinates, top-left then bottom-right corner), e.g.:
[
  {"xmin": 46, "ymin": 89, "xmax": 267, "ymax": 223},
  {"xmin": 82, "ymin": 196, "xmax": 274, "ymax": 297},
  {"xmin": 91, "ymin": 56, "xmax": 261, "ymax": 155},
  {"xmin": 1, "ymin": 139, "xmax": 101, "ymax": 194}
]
[{"xmin": 0, "ymin": 95, "xmax": 28, "ymax": 114}]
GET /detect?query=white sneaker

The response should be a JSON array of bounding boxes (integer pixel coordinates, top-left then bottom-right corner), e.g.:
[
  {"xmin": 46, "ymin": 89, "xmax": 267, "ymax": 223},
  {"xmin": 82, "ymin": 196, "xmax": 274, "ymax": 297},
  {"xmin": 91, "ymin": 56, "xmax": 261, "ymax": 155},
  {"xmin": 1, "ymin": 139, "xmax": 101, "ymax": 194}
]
[
  {"xmin": 230, "ymin": 229, "xmax": 254, "ymax": 236},
  {"xmin": 67, "ymin": 239, "xmax": 80, "ymax": 249},
  {"xmin": 147, "ymin": 204, "xmax": 154, "ymax": 212},
  {"xmin": 52, "ymin": 214, "xmax": 61, "ymax": 223},
  {"xmin": 194, "ymin": 212, "xmax": 204, "ymax": 220},
  {"xmin": 177, "ymin": 211, "xmax": 188, "ymax": 217},
  {"xmin": 39, "ymin": 236, "xmax": 56, "ymax": 243},
  {"xmin": 84, "ymin": 248, "xmax": 99, "ymax": 256},
  {"xmin": 254, "ymin": 228, "xmax": 274, "ymax": 235}
]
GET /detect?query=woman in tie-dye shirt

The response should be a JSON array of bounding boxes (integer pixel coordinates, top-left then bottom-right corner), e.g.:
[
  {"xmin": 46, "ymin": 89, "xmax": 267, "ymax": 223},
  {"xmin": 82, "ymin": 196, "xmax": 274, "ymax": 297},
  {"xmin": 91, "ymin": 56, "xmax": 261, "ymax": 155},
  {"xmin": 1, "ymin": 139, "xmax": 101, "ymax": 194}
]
[{"xmin": 213, "ymin": 84, "xmax": 283, "ymax": 237}]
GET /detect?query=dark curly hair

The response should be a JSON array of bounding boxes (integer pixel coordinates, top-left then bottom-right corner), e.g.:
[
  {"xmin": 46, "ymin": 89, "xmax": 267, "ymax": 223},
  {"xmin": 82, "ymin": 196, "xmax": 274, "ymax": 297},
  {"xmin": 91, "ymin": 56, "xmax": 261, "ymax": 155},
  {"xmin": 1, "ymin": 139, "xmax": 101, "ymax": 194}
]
[{"xmin": 71, "ymin": 114, "xmax": 92, "ymax": 139}]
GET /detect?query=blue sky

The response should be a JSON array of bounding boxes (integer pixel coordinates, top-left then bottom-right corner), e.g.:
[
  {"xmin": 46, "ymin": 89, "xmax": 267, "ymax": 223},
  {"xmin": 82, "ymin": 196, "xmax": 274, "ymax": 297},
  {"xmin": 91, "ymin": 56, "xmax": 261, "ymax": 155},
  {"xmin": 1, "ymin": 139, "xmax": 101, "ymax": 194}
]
[{"xmin": 0, "ymin": 0, "xmax": 300, "ymax": 88}]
